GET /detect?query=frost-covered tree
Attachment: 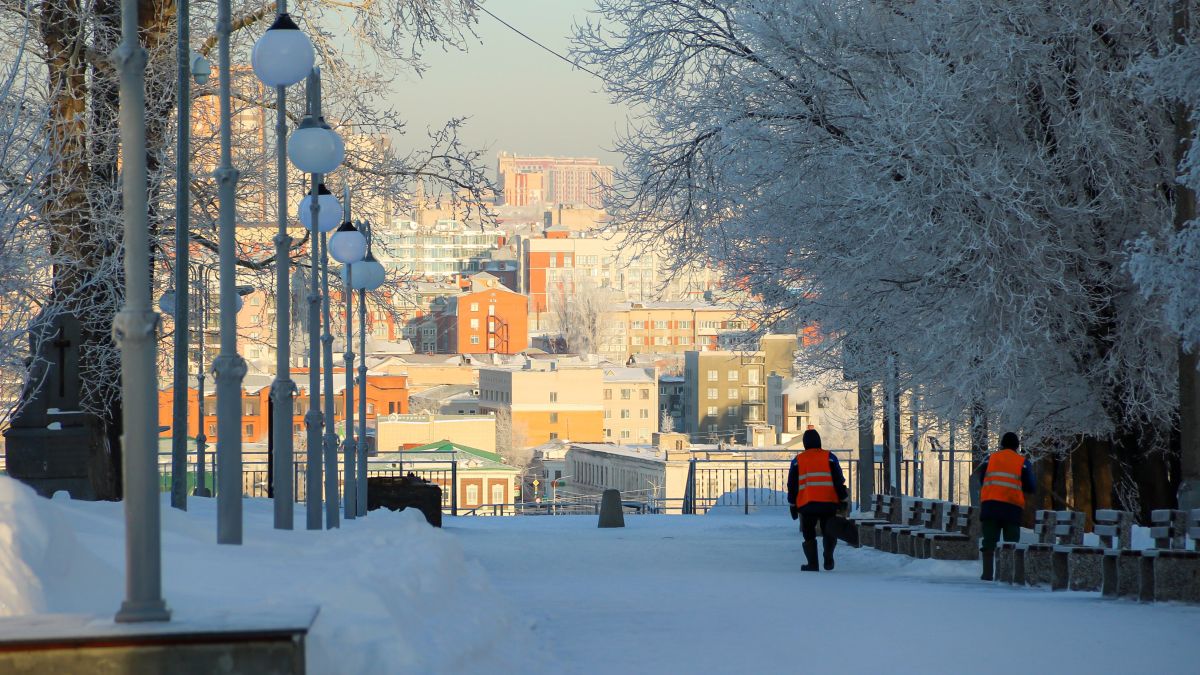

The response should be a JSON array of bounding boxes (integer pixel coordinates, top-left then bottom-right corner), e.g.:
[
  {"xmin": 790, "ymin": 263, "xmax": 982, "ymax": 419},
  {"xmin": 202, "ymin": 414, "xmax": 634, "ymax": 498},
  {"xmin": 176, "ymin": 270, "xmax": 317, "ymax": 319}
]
[
  {"xmin": 576, "ymin": 0, "xmax": 1184, "ymax": 513},
  {"xmin": 1, "ymin": 0, "xmax": 492, "ymax": 496}
]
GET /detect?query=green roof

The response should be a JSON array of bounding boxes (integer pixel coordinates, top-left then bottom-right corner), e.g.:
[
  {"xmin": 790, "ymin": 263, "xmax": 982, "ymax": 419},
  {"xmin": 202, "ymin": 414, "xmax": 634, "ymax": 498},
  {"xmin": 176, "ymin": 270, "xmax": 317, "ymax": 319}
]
[{"xmin": 405, "ymin": 439, "xmax": 504, "ymax": 464}]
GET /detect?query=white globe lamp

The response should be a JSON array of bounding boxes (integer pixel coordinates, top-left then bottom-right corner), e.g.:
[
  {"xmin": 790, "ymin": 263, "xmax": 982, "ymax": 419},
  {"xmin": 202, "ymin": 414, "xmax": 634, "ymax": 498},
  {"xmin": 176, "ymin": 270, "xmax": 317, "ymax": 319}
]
[
  {"xmin": 251, "ymin": 14, "xmax": 315, "ymax": 87},
  {"xmin": 288, "ymin": 117, "xmax": 344, "ymax": 174},
  {"xmin": 329, "ymin": 222, "xmax": 367, "ymax": 264},
  {"xmin": 298, "ymin": 183, "xmax": 342, "ymax": 232}
]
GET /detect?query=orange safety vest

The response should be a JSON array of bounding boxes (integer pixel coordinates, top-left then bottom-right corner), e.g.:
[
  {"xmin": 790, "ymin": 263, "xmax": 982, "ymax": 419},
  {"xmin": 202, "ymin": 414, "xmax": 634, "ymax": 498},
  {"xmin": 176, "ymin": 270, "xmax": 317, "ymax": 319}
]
[
  {"xmin": 981, "ymin": 449, "xmax": 1026, "ymax": 508},
  {"xmin": 794, "ymin": 449, "xmax": 839, "ymax": 508}
]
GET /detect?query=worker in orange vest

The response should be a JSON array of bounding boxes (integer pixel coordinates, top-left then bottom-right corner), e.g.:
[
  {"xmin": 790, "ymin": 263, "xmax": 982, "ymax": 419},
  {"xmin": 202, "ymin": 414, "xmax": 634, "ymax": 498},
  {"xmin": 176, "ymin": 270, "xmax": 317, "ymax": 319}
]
[
  {"xmin": 977, "ymin": 432, "xmax": 1035, "ymax": 581},
  {"xmin": 787, "ymin": 429, "xmax": 849, "ymax": 571}
]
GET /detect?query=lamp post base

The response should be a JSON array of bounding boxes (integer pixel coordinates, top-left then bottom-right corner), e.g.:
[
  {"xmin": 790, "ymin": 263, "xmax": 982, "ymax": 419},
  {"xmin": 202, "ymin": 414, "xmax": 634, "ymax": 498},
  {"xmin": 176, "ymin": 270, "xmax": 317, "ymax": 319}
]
[{"xmin": 115, "ymin": 601, "xmax": 171, "ymax": 624}]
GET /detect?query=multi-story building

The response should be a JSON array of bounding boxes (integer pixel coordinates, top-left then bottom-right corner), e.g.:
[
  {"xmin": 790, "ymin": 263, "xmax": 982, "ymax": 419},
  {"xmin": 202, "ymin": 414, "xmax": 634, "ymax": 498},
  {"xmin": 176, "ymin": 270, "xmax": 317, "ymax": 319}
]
[
  {"xmin": 659, "ymin": 375, "xmax": 685, "ymax": 433},
  {"xmin": 681, "ymin": 336, "xmax": 797, "ymax": 442},
  {"xmin": 157, "ymin": 371, "xmax": 409, "ymax": 445},
  {"xmin": 497, "ymin": 152, "xmax": 613, "ymax": 207},
  {"xmin": 478, "ymin": 361, "xmax": 605, "ymax": 451},
  {"xmin": 600, "ymin": 301, "xmax": 749, "ymax": 358},
  {"xmin": 375, "ymin": 219, "xmax": 503, "ymax": 279},
  {"xmin": 602, "ymin": 367, "xmax": 659, "ymax": 444},
  {"xmin": 517, "ymin": 230, "xmax": 725, "ymax": 329},
  {"xmin": 410, "ymin": 273, "xmax": 529, "ymax": 355}
]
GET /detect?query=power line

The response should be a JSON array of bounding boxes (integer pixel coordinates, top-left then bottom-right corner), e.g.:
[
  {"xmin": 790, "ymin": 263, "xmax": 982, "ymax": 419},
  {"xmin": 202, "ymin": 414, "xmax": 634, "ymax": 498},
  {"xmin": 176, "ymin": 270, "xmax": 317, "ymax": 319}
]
[{"xmin": 472, "ymin": 1, "xmax": 612, "ymax": 85}]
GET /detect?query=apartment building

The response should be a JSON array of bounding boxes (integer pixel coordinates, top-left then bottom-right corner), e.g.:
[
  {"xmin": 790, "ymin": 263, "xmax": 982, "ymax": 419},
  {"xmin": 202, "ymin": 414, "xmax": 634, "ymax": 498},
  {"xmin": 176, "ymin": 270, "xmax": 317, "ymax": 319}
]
[
  {"xmin": 375, "ymin": 219, "xmax": 503, "ymax": 279},
  {"xmin": 478, "ymin": 362, "xmax": 604, "ymax": 450},
  {"xmin": 497, "ymin": 152, "xmax": 613, "ymax": 207},
  {"xmin": 599, "ymin": 301, "xmax": 749, "ymax": 358},
  {"xmin": 681, "ymin": 336, "xmax": 797, "ymax": 441},
  {"xmin": 602, "ymin": 367, "xmax": 659, "ymax": 444}
]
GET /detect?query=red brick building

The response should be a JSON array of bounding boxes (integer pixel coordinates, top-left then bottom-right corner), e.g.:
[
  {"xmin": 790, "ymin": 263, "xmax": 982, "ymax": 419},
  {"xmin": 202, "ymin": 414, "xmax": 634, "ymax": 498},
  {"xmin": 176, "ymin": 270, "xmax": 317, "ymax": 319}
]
[{"xmin": 432, "ymin": 273, "xmax": 529, "ymax": 355}]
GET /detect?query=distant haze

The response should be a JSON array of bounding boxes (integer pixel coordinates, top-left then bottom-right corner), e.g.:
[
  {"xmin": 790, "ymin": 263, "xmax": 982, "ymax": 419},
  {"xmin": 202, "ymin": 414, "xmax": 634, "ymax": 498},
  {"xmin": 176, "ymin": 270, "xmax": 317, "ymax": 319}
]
[{"xmin": 389, "ymin": 0, "xmax": 626, "ymax": 174}]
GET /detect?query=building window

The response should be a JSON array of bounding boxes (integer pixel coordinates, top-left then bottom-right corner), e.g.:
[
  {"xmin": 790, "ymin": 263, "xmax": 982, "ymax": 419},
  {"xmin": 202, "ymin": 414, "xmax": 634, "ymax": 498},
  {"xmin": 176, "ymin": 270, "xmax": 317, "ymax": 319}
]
[
  {"xmin": 550, "ymin": 392, "xmax": 558, "ymax": 403},
  {"xmin": 707, "ymin": 406, "xmax": 718, "ymax": 416},
  {"xmin": 728, "ymin": 371, "xmax": 739, "ymax": 382},
  {"xmin": 604, "ymin": 388, "xmax": 612, "ymax": 400},
  {"xmin": 728, "ymin": 388, "xmax": 739, "ymax": 400},
  {"xmin": 654, "ymin": 320, "xmax": 667, "ymax": 329},
  {"xmin": 620, "ymin": 409, "xmax": 631, "ymax": 419},
  {"xmin": 707, "ymin": 388, "xmax": 718, "ymax": 400},
  {"xmin": 640, "ymin": 389, "xmax": 650, "ymax": 400},
  {"xmin": 492, "ymin": 484, "xmax": 505, "ymax": 504},
  {"xmin": 550, "ymin": 412, "xmax": 559, "ymax": 423},
  {"xmin": 605, "ymin": 428, "xmax": 612, "ymax": 437},
  {"xmin": 748, "ymin": 389, "xmax": 761, "ymax": 401},
  {"xmin": 632, "ymin": 320, "xmax": 644, "ymax": 329},
  {"xmin": 621, "ymin": 388, "xmax": 631, "ymax": 400},
  {"xmin": 470, "ymin": 318, "xmax": 479, "ymax": 329},
  {"xmin": 470, "ymin": 303, "xmax": 479, "ymax": 312},
  {"xmin": 621, "ymin": 429, "xmax": 631, "ymax": 439},
  {"xmin": 466, "ymin": 484, "xmax": 479, "ymax": 504},
  {"xmin": 707, "ymin": 370, "xmax": 718, "ymax": 381},
  {"xmin": 679, "ymin": 337, "xmax": 690, "ymax": 345},
  {"xmin": 550, "ymin": 432, "xmax": 559, "ymax": 440},
  {"xmin": 679, "ymin": 320, "xmax": 691, "ymax": 329},
  {"xmin": 632, "ymin": 337, "xmax": 644, "ymax": 345},
  {"xmin": 795, "ymin": 402, "xmax": 810, "ymax": 413},
  {"xmin": 640, "ymin": 409, "xmax": 649, "ymax": 419},
  {"xmin": 604, "ymin": 410, "xmax": 611, "ymax": 419},
  {"xmin": 727, "ymin": 406, "xmax": 738, "ymax": 417},
  {"xmin": 470, "ymin": 336, "xmax": 480, "ymax": 344},
  {"xmin": 245, "ymin": 424, "xmax": 253, "ymax": 437},
  {"xmin": 748, "ymin": 370, "xmax": 760, "ymax": 385},
  {"xmin": 818, "ymin": 395, "xmax": 830, "ymax": 409}
]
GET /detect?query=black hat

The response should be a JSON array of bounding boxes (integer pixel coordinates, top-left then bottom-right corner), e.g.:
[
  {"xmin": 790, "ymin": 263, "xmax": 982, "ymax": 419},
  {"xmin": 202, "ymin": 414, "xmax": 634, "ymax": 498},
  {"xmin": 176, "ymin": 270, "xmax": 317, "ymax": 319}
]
[
  {"xmin": 803, "ymin": 429, "xmax": 822, "ymax": 449},
  {"xmin": 1000, "ymin": 432, "xmax": 1020, "ymax": 450}
]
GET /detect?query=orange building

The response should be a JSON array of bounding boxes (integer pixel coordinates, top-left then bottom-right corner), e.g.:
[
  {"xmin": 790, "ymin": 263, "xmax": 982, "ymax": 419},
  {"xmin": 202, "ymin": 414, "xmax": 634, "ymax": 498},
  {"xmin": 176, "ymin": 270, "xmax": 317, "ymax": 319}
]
[
  {"xmin": 158, "ymin": 371, "xmax": 408, "ymax": 444},
  {"xmin": 422, "ymin": 273, "xmax": 529, "ymax": 355},
  {"xmin": 478, "ymin": 363, "xmax": 605, "ymax": 449}
]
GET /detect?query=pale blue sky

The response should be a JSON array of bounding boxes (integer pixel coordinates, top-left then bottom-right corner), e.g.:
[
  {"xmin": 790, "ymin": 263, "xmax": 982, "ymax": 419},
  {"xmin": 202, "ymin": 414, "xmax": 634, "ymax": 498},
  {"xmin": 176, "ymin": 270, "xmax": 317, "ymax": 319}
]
[{"xmin": 389, "ymin": 0, "xmax": 627, "ymax": 171}]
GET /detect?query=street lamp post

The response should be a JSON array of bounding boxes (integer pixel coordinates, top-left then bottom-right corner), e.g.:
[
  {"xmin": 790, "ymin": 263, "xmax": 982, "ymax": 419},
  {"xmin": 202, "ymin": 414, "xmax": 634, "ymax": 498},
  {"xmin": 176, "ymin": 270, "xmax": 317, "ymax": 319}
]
[
  {"xmin": 213, "ymin": 0, "xmax": 248, "ymax": 546},
  {"xmin": 114, "ymin": 0, "xmax": 169, "ymax": 622},
  {"xmin": 320, "ymin": 223, "xmax": 338, "ymax": 528},
  {"xmin": 331, "ymin": 189, "xmax": 367, "ymax": 521},
  {"xmin": 290, "ymin": 66, "xmax": 343, "ymax": 528},
  {"xmin": 169, "ymin": 0, "xmax": 210, "ymax": 512},
  {"xmin": 253, "ymin": 2, "xmax": 314, "ymax": 532},
  {"xmin": 351, "ymin": 222, "xmax": 384, "ymax": 517}
]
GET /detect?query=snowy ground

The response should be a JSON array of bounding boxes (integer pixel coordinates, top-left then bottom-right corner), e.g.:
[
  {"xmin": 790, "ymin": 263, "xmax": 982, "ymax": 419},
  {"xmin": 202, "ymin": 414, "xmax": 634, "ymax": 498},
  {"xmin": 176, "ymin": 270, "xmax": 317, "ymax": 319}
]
[{"xmin": 2, "ymin": 475, "xmax": 1197, "ymax": 674}]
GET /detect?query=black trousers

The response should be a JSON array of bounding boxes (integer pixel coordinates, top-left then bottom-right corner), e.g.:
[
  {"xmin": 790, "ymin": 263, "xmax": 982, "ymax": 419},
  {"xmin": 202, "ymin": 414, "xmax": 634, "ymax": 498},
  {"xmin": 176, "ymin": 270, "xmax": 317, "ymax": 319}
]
[{"xmin": 800, "ymin": 512, "xmax": 837, "ymax": 546}]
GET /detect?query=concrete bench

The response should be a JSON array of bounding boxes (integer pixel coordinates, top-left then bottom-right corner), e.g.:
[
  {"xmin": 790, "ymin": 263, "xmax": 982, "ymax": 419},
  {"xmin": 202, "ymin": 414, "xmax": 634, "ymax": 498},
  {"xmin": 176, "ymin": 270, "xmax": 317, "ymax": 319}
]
[
  {"xmin": 925, "ymin": 504, "xmax": 979, "ymax": 561},
  {"xmin": 1049, "ymin": 510, "xmax": 1104, "ymax": 592},
  {"xmin": 869, "ymin": 496, "xmax": 913, "ymax": 553},
  {"xmin": 1014, "ymin": 510, "xmax": 1053, "ymax": 588},
  {"xmin": 1138, "ymin": 509, "xmax": 1200, "ymax": 603},
  {"xmin": 899, "ymin": 500, "xmax": 949, "ymax": 557},
  {"xmin": 1095, "ymin": 509, "xmax": 1137, "ymax": 599},
  {"xmin": 912, "ymin": 501, "xmax": 954, "ymax": 559},
  {"xmin": 878, "ymin": 498, "xmax": 929, "ymax": 554},
  {"xmin": 851, "ymin": 494, "xmax": 890, "ymax": 548}
]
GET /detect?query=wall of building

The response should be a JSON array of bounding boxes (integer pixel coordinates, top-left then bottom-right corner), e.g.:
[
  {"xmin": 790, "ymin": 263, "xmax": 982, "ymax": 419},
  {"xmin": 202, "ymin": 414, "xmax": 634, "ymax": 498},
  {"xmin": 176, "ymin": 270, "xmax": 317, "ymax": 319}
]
[{"xmin": 376, "ymin": 414, "xmax": 497, "ymax": 453}]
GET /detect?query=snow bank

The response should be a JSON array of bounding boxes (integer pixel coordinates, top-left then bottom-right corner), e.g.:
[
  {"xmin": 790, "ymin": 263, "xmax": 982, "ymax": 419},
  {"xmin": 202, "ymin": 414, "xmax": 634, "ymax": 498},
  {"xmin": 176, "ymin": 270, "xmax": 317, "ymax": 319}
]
[
  {"xmin": 706, "ymin": 487, "xmax": 790, "ymax": 515},
  {"xmin": 0, "ymin": 476, "xmax": 532, "ymax": 674}
]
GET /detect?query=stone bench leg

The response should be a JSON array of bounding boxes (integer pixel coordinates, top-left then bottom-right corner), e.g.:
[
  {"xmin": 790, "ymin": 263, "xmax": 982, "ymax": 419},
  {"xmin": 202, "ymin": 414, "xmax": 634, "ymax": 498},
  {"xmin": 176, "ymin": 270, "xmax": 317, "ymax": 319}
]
[
  {"xmin": 1102, "ymin": 554, "xmax": 1119, "ymax": 598},
  {"xmin": 858, "ymin": 523, "xmax": 877, "ymax": 548},
  {"xmin": 1152, "ymin": 554, "xmax": 1200, "ymax": 603},
  {"xmin": 1052, "ymin": 550, "xmax": 1069, "ymax": 591},
  {"xmin": 1068, "ymin": 550, "xmax": 1103, "ymax": 592},
  {"xmin": 930, "ymin": 538, "xmax": 978, "ymax": 561},
  {"xmin": 1024, "ymin": 546, "xmax": 1054, "ymax": 587},
  {"xmin": 995, "ymin": 546, "xmax": 1014, "ymax": 583},
  {"xmin": 1138, "ymin": 555, "xmax": 1155, "ymax": 603},
  {"xmin": 1013, "ymin": 548, "xmax": 1026, "ymax": 585}
]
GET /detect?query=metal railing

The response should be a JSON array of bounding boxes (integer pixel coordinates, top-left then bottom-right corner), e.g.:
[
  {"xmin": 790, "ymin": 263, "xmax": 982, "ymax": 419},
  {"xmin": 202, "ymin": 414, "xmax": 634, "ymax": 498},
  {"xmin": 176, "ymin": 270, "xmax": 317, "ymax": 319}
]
[{"xmin": 682, "ymin": 450, "xmax": 866, "ymax": 515}]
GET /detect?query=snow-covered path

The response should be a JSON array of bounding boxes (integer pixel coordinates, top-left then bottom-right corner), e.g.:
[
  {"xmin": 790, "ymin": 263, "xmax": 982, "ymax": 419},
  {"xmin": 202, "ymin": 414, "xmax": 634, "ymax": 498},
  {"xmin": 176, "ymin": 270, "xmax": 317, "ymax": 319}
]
[
  {"xmin": 450, "ymin": 514, "xmax": 1200, "ymax": 675},
  {"xmin": 2, "ymin": 473, "xmax": 1197, "ymax": 675}
]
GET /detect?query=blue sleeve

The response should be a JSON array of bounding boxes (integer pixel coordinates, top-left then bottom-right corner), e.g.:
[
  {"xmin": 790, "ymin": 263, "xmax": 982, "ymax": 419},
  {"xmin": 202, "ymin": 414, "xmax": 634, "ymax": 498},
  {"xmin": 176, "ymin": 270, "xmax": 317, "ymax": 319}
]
[
  {"xmin": 1021, "ymin": 458, "xmax": 1036, "ymax": 494},
  {"xmin": 829, "ymin": 455, "xmax": 849, "ymax": 502},
  {"xmin": 786, "ymin": 457, "xmax": 798, "ymax": 505}
]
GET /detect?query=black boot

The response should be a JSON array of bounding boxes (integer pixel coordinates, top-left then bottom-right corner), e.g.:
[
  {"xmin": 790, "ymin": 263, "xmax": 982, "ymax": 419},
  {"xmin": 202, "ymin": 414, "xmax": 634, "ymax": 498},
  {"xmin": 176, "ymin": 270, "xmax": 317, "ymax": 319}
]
[
  {"xmin": 823, "ymin": 538, "xmax": 837, "ymax": 571},
  {"xmin": 802, "ymin": 541, "xmax": 819, "ymax": 572},
  {"xmin": 981, "ymin": 549, "xmax": 994, "ymax": 581}
]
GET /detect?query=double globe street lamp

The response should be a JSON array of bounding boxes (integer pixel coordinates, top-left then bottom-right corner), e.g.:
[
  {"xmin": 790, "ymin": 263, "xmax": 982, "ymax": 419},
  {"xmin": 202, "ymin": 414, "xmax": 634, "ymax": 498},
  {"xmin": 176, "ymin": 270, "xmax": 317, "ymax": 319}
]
[
  {"xmin": 346, "ymin": 225, "xmax": 385, "ymax": 517},
  {"xmin": 251, "ymin": 7, "xmax": 324, "ymax": 530}
]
